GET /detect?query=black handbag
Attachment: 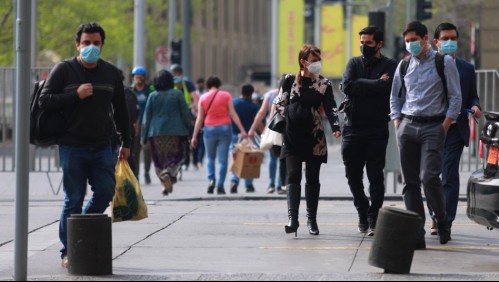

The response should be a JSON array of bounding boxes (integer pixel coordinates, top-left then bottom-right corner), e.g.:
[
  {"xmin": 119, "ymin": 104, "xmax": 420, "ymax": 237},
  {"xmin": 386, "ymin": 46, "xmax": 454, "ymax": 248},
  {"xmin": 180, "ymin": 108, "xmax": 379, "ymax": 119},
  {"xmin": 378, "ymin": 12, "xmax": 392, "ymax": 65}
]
[{"xmin": 268, "ymin": 111, "xmax": 286, "ymax": 133}]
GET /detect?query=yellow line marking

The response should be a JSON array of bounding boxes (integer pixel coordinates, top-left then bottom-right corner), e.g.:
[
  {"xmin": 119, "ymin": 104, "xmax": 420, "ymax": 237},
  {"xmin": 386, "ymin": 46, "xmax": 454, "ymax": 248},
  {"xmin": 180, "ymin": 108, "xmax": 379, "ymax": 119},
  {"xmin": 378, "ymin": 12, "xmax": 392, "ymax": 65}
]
[
  {"xmin": 261, "ymin": 246, "xmax": 499, "ymax": 251},
  {"xmin": 244, "ymin": 223, "xmax": 481, "ymax": 227}
]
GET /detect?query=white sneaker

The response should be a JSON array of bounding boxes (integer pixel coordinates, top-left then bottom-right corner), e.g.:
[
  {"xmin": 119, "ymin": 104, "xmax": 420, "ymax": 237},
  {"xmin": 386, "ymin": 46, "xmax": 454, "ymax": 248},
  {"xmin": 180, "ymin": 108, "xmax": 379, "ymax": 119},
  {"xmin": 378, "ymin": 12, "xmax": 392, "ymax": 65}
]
[{"xmin": 61, "ymin": 255, "xmax": 68, "ymax": 268}]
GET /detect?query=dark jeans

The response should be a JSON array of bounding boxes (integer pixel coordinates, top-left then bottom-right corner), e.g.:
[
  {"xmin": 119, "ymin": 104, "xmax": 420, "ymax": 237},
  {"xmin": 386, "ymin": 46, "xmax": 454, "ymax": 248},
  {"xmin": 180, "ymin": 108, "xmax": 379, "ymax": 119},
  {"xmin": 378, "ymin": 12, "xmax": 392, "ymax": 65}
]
[
  {"xmin": 397, "ymin": 119, "xmax": 447, "ymax": 240},
  {"xmin": 428, "ymin": 124, "xmax": 465, "ymax": 223},
  {"xmin": 341, "ymin": 126, "xmax": 388, "ymax": 223},
  {"xmin": 58, "ymin": 145, "xmax": 116, "ymax": 257}
]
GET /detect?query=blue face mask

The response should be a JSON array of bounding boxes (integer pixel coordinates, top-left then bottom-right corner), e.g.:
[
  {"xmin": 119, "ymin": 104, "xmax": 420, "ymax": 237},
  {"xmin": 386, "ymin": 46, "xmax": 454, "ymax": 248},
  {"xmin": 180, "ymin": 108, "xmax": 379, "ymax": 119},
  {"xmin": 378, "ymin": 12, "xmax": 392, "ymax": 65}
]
[
  {"xmin": 406, "ymin": 40, "xmax": 423, "ymax": 56},
  {"xmin": 80, "ymin": 45, "xmax": 100, "ymax": 64},
  {"xmin": 174, "ymin": 76, "xmax": 183, "ymax": 84},
  {"xmin": 440, "ymin": 40, "xmax": 458, "ymax": 55}
]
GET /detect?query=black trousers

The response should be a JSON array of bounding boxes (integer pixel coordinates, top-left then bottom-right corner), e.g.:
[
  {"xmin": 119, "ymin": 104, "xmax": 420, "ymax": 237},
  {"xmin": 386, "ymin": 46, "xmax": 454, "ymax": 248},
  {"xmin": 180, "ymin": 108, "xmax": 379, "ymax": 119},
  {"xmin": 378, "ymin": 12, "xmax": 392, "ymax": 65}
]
[
  {"xmin": 341, "ymin": 126, "xmax": 388, "ymax": 223},
  {"xmin": 286, "ymin": 155, "xmax": 322, "ymax": 186}
]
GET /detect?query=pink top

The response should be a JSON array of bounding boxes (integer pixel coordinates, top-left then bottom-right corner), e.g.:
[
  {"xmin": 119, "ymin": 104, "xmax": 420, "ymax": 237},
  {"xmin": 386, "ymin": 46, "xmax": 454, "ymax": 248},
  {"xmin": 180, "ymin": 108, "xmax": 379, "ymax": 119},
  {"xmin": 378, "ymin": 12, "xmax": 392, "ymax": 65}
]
[{"xmin": 199, "ymin": 90, "xmax": 232, "ymax": 127}]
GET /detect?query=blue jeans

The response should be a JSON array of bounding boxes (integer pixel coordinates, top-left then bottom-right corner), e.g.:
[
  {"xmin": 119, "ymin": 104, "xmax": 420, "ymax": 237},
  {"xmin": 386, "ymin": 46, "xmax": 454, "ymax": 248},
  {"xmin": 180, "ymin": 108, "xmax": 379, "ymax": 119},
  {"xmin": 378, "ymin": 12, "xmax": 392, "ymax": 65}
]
[
  {"xmin": 58, "ymin": 145, "xmax": 116, "ymax": 257},
  {"xmin": 203, "ymin": 125, "xmax": 232, "ymax": 188},
  {"xmin": 230, "ymin": 134, "xmax": 254, "ymax": 186},
  {"xmin": 268, "ymin": 150, "xmax": 283, "ymax": 188}
]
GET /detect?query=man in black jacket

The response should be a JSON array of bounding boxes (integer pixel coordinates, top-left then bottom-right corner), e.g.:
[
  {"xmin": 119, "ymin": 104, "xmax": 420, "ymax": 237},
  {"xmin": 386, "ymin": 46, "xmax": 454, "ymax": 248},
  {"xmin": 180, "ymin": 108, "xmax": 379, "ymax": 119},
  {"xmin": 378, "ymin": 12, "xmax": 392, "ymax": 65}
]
[
  {"xmin": 39, "ymin": 22, "xmax": 131, "ymax": 268},
  {"xmin": 340, "ymin": 26, "xmax": 397, "ymax": 236}
]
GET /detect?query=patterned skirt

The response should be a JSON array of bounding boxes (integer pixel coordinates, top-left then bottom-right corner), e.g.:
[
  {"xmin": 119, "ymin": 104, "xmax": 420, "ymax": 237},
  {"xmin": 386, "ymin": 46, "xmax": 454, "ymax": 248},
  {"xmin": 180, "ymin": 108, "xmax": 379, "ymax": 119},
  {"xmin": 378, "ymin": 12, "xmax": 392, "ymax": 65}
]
[{"xmin": 149, "ymin": 136, "xmax": 186, "ymax": 178}]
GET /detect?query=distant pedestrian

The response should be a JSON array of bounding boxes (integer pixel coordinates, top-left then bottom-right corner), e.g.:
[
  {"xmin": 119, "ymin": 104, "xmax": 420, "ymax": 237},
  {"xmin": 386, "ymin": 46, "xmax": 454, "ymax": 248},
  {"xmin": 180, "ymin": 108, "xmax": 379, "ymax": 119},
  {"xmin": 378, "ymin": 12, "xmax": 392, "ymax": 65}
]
[
  {"xmin": 230, "ymin": 84, "xmax": 260, "ymax": 194},
  {"xmin": 248, "ymin": 82, "xmax": 287, "ymax": 195},
  {"xmin": 340, "ymin": 26, "xmax": 397, "ymax": 236},
  {"xmin": 170, "ymin": 64, "xmax": 199, "ymax": 171},
  {"xmin": 427, "ymin": 22, "xmax": 481, "ymax": 238},
  {"xmin": 194, "ymin": 77, "xmax": 208, "ymax": 168},
  {"xmin": 274, "ymin": 44, "xmax": 342, "ymax": 236},
  {"xmin": 141, "ymin": 70, "xmax": 191, "ymax": 195},
  {"xmin": 191, "ymin": 76, "xmax": 248, "ymax": 195},
  {"xmin": 131, "ymin": 66, "xmax": 153, "ymax": 184},
  {"xmin": 390, "ymin": 21, "xmax": 462, "ymax": 249},
  {"xmin": 39, "ymin": 22, "xmax": 131, "ymax": 268}
]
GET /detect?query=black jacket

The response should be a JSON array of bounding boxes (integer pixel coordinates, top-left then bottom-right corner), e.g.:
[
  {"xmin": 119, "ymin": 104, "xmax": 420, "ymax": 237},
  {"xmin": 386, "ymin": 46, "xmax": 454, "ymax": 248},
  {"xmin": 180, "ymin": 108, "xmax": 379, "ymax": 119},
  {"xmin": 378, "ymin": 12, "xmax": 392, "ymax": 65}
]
[
  {"xmin": 39, "ymin": 57, "xmax": 131, "ymax": 148},
  {"xmin": 341, "ymin": 55, "xmax": 398, "ymax": 128}
]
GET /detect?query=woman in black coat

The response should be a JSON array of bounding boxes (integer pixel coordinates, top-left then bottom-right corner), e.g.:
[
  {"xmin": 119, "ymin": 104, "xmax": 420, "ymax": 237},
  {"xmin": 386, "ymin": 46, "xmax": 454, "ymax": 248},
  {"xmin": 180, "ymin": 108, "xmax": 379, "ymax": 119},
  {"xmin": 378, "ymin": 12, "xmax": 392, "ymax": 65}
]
[{"xmin": 274, "ymin": 44, "xmax": 342, "ymax": 236}]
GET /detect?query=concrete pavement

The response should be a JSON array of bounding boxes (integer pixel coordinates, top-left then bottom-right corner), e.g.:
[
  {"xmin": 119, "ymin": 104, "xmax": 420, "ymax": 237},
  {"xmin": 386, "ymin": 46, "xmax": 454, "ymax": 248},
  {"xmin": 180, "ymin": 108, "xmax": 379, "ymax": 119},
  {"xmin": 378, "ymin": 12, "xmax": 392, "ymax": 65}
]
[{"xmin": 1, "ymin": 145, "xmax": 498, "ymax": 281}]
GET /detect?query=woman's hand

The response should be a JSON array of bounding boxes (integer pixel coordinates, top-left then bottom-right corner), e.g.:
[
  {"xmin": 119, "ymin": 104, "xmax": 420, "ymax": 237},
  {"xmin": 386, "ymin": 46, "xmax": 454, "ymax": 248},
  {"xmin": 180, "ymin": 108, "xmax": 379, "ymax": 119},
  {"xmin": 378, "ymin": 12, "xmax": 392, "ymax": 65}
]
[
  {"xmin": 240, "ymin": 131, "xmax": 248, "ymax": 139},
  {"xmin": 191, "ymin": 137, "xmax": 198, "ymax": 149}
]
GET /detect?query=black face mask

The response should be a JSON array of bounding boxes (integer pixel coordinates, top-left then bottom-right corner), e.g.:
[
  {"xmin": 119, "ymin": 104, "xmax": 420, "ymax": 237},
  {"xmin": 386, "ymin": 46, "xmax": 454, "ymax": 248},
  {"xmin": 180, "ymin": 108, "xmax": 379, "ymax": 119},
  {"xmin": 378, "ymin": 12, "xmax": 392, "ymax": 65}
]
[{"xmin": 360, "ymin": 44, "xmax": 379, "ymax": 60}]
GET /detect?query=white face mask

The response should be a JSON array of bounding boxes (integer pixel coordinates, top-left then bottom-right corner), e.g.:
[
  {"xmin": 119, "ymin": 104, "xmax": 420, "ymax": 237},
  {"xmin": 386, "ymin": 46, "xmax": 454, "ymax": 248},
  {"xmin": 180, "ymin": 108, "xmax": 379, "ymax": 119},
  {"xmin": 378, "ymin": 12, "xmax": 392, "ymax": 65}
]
[{"xmin": 307, "ymin": 61, "xmax": 322, "ymax": 75}]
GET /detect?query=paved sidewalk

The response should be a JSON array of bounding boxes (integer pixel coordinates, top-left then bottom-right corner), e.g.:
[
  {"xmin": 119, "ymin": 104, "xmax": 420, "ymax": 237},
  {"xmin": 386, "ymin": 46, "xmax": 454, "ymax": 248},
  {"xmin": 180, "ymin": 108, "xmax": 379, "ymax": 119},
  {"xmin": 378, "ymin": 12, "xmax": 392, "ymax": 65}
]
[{"xmin": 1, "ymin": 145, "xmax": 495, "ymax": 281}]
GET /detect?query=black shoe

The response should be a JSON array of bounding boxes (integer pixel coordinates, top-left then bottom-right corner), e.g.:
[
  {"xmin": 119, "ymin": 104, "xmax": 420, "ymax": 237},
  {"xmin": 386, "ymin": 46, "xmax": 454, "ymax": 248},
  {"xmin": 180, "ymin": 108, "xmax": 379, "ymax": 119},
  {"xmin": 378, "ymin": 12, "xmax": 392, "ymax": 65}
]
[
  {"xmin": 207, "ymin": 180, "xmax": 216, "ymax": 194},
  {"xmin": 145, "ymin": 172, "xmax": 151, "ymax": 185},
  {"xmin": 415, "ymin": 239, "xmax": 426, "ymax": 250},
  {"xmin": 170, "ymin": 176, "xmax": 178, "ymax": 184},
  {"xmin": 358, "ymin": 217, "xmax": 368, "ymax": 233},
  {"xmin": 367, "ymin": 220, "xmax": 376, "ymax": 237},
  {"xmin": 230, "ymin": 181, "xmax": 238, "ymax": 194},
  {"xmin": 217, "ymin": 187, "xmax": 226, "ymax": 195},
  {"xmin": 246, "ymin": 185, "xmax": 256, "ymax": 193},
  {"xmin": 438, "ymin": 220, "xmax": 451, "ymax": 244},
  {"xmin": 307, "ymin": 219, "xmax": 320, "ymax": 235}
]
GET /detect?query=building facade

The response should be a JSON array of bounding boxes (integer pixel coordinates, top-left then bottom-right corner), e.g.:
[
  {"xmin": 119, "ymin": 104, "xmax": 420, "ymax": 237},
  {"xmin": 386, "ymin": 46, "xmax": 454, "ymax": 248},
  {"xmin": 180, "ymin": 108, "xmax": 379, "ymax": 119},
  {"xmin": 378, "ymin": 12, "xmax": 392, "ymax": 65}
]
[{"xmin": 187, "ymin": 0, "xmax": 272, "ymax": 87}]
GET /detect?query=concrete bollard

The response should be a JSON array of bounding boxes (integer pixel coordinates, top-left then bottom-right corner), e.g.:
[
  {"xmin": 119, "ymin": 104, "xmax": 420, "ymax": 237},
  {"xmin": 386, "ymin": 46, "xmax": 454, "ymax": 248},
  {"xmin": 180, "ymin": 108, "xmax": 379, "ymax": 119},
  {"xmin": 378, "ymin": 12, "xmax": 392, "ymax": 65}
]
[
  {"xmin": 67, "ymin": 214, "xmax": 112, "ymax": 275},
  {"xmin": 368, "ymin": 207, "xmax": 421, "ymax": 274}
]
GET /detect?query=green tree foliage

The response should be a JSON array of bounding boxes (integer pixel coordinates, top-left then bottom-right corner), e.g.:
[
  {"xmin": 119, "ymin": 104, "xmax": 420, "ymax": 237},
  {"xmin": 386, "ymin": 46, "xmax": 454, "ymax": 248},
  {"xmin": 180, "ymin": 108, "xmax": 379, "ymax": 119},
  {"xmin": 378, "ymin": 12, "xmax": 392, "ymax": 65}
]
[
  {"xmin": 0, "ymin": 1, "xmax": 14, "ymax": 66},
  {"xmin": 0, "ymin": 0, "xmax": 173, "ymax": 72}
]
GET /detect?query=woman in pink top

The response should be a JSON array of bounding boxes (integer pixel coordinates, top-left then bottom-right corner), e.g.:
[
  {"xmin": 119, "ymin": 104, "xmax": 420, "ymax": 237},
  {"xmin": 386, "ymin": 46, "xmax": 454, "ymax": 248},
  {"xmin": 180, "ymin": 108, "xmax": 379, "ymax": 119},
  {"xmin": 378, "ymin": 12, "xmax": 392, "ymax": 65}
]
[{"xmin": 191, "ymin": 76, "xmax": 247, "ymax": 194}]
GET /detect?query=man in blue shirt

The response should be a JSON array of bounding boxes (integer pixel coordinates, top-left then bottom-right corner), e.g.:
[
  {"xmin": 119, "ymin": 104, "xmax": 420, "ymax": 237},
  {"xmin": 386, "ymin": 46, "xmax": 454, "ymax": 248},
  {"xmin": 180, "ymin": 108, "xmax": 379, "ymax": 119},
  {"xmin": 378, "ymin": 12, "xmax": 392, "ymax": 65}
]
[
  {"xmin": 230, "ymin": 84, "xmax": 260, "ymax": 193},
  {"xmin": 390, "ymin": 21, "xmax": 462, "ymax": 249}
]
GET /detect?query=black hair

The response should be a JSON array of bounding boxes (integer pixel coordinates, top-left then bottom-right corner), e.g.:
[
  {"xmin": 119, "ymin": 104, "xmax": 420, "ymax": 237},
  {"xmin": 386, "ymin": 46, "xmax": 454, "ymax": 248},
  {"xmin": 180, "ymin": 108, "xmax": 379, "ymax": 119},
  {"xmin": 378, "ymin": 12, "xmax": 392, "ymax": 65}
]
[
  {"xmin": 359, "ymin": 26, "xmax": 384, "ymax": 43},
  {"xmin": 241, "ymin": 84, "xmax": 254, "ymax": 97},
  {"xmin": 206, "ymin": 76, "xmax": 222, "ymax": 89},
  {"xmin": 196, "ymin": 77, "xmax": 205, "ymax": 84},
  {"xmin": 75, "ymin": 22, "xmax": 106, "ymax": 45},
  {"xmin": 153, "ymin": 70, "xmax": 175, "ymax": 91},
  {"xmin": 403, "ymin": 21, "xmax": 428, "ymax": 38},
  {"xmin": 434, "ymin": 22, "xmax": 459, "ymax": 40}
]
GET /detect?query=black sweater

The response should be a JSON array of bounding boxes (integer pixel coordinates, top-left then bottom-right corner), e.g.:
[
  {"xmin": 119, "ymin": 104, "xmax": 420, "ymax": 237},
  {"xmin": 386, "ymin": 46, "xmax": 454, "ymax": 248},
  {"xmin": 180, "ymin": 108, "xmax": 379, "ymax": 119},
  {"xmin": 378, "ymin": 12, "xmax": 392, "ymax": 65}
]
[
  {"xmin": 39, "ymin": 57, "xmax": 131, "ymax": 148},
  {"xmin": 341, "ymin": 55, "xmax": 398, "ymax": 128}
]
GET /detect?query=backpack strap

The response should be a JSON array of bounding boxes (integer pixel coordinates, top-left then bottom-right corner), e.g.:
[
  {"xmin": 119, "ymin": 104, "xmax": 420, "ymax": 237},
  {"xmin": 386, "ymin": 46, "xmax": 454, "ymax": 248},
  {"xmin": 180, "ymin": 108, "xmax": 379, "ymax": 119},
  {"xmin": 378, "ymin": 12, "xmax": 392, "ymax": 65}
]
[
  {"xmin": 398, "ymin": 53, "xmax": 448, "ymax": 101},
  {"xmin": 434, "ymin": 52, "xmax": 448, "ymax": 97},
  {"xmin": 398, "ymin": 56, "xmax": 411, "ymax": 98}
]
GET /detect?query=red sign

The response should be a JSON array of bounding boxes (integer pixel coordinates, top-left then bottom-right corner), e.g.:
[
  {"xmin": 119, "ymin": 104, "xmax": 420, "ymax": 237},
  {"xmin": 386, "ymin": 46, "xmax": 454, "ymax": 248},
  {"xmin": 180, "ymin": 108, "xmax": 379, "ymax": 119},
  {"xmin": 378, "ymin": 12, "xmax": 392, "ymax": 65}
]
[{"xmin": 155, "ymin": 47, "xmax": 169, "ymax": 66}]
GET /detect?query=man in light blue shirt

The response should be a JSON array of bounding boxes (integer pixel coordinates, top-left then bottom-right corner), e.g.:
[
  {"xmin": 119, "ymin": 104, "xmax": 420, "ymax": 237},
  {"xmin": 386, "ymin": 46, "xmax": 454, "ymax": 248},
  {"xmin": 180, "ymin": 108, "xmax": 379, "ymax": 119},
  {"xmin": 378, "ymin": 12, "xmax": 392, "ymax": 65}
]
[{"xmin": 390, "ymin": 21, "xmax": 462, "ymax": 249}]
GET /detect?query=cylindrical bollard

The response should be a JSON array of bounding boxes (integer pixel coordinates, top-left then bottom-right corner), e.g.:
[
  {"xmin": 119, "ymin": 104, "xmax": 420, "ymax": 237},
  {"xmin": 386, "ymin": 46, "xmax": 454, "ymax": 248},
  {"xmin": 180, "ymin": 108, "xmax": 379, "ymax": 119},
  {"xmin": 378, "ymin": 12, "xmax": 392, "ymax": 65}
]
[
  {"xmin": 368, "ymin": 207, "xmax": 421, "ymax": 274},
  {"xmin": 67, "ymin": 214, "xmax": 112, "ymax": 275}
]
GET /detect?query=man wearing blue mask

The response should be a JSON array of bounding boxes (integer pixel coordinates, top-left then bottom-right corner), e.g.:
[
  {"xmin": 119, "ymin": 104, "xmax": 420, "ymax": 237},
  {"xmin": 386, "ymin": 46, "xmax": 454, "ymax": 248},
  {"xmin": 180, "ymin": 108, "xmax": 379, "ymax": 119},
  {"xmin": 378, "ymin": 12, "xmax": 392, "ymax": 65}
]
[
  {"xmin": 390, "ymin": 21, "xmax": 462, "ymax": 249},
  {"xmin": 427, "ymin": 22, "xmax": 481, "ymax": 238},
  {"xmin": 39, "ymin": 22, "xmax": 131, "ymax": 268}
]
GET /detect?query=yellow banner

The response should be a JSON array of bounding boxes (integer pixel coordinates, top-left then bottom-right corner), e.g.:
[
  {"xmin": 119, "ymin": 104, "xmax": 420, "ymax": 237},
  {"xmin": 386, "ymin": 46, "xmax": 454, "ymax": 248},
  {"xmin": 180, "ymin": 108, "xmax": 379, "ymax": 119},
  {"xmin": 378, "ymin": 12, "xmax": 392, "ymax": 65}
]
[
  {"xmin": 320, "ymin": 5, "xmax": 345, "ymax": 78},
  {"xmin": 351, "ymin": 15, "xmax": 369, "ymax": 57},
  {"xmin": 278, "ymin": 0, "xmax": 304, "ymax": 76}
]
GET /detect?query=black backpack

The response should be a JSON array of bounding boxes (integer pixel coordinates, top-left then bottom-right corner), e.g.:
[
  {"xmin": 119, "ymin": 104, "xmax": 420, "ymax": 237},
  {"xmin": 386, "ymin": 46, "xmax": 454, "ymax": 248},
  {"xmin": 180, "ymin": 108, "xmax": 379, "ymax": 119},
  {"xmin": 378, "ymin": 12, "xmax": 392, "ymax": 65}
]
[
  {"xmin": 398, "ymin": 52, "xmax": 448, "ymax": 99},
  {"xmin": 30, "ymin": 60, "xmax": 83, "ymax": 147}
]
